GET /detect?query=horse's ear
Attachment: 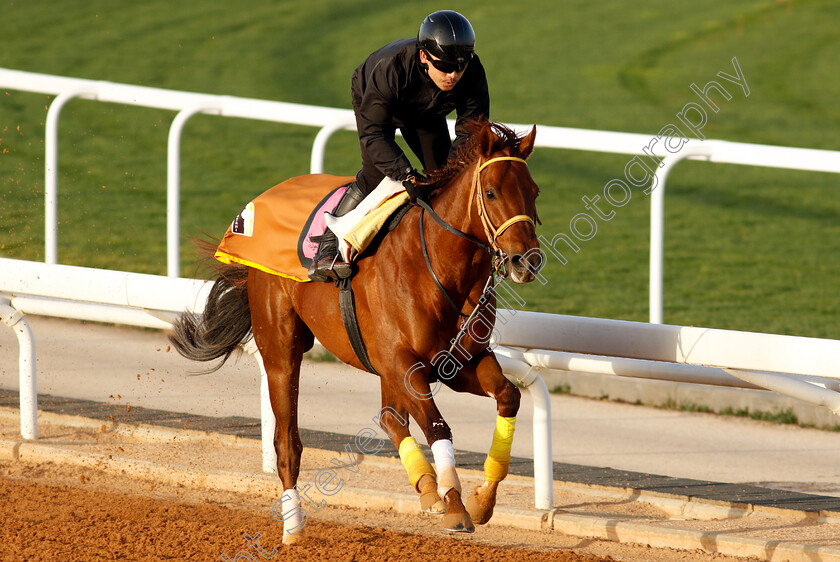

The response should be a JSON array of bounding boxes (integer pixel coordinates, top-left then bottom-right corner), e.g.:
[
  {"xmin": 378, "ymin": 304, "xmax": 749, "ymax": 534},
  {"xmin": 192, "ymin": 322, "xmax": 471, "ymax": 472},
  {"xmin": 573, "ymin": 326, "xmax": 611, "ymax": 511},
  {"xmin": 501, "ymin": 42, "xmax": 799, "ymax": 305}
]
[
  {"xmin": 478, "ymin": 121, "xmax": 498, "ymax": 158},
  {"xmin": 518, "ymin": 125, "xmax": 537, "ymax": 159}
]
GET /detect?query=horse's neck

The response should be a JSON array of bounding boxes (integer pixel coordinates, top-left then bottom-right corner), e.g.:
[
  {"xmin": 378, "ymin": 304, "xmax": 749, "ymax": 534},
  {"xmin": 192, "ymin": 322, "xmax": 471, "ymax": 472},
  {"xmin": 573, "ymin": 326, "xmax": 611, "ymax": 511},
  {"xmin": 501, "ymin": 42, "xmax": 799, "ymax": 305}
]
[
  {"xmin": 432, "ymin": 167, "xmax": 476, "ymax": 238},
  {"xmin": 426, "ymin": 166, "xmax": 491, "ymax": 294}
]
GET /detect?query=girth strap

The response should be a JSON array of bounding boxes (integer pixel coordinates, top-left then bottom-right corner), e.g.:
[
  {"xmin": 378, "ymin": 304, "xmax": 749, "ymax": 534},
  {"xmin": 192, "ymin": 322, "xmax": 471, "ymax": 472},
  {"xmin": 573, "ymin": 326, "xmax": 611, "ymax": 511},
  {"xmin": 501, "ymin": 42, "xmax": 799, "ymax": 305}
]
[{"xmin": 338, "ymin": 277, "xmax": 379, "ymax": 375}]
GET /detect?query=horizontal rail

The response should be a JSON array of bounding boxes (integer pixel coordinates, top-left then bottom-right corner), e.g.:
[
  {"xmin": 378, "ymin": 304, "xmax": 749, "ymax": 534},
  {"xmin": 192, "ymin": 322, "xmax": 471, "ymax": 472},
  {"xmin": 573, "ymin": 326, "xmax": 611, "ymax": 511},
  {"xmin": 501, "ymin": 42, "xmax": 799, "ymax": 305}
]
[
  {"xmin": 0, "ymin": 68, "xmax": 350, "ymax": 126},
  {"xmin": 0, "ymin": 257, "xmax": 211, "ymax": 314},
  {"xmin": 495, "ymin": 310, "xmax": 840, "ymax": 381},
  {"xmin": 516, "ymin": 347, "xmax": 840, "ymax": 413},
  {"xmin": 5, "ymin": 68, "xmax": 838, "ymax": 172}
]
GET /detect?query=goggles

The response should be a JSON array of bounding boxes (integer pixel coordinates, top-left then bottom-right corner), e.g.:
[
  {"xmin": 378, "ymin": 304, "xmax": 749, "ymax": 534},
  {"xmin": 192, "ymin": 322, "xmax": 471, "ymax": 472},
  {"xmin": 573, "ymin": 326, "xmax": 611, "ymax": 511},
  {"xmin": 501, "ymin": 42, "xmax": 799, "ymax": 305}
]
[{"xmin": 424, "ymin": 51, "xmax": 472, "ymax": 74}]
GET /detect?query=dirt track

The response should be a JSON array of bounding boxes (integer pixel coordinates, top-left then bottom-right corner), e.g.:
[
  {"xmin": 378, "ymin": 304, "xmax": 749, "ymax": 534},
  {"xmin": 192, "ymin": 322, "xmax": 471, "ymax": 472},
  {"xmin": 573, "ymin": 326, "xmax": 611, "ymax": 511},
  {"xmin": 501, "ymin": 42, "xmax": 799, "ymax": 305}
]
[
  {"xmin": 0, "ymin": 407, "xmax": 768, "ymax": 562},
  {"xmin": 0, "ymin": 460, "xmax": 609, "ymax": 562},
  {"xmin": 0, "ymin": 455, "xmax": 767, "ymax": 562}
]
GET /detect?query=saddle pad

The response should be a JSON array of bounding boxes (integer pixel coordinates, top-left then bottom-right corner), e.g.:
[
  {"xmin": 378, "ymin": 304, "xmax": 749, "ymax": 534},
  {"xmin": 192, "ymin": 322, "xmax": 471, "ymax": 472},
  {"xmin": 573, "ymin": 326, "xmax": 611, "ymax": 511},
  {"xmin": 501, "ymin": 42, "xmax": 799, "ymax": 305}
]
[
  {"xmin": 323, "ymin": 176, "xmax": 408, "ymax": 261},
  {"xmin": 215, "ymin": 174, "xmax": 354, "ymax": 282},
  {"xmin": 341, "ymin": 191, "xmax": 410, "ymax": 260}
]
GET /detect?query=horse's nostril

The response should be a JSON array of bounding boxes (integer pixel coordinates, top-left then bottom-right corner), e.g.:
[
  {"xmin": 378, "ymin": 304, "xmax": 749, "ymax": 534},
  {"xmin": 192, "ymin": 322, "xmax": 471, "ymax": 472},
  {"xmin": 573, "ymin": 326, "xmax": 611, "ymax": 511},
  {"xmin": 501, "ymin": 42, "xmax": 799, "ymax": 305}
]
[
  {"xmin": 509, "ymin": 251, "xmax": 543, "ymax": 275},
  {"xmin": 528, "ymin": 252, "xmax": 543, "ymax": 273}
]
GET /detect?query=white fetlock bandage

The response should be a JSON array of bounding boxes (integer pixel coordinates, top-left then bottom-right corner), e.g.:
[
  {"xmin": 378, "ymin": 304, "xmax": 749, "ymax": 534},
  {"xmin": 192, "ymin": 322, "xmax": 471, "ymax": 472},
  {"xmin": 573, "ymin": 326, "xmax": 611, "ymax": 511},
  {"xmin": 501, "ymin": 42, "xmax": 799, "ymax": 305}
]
[
  {"xmin": 280, "ymin": 487, "xmax": 307, "ymax": 538},
  {"xmin": 431, "ymin": 439, "xmax": 461, "ymax": 498}
]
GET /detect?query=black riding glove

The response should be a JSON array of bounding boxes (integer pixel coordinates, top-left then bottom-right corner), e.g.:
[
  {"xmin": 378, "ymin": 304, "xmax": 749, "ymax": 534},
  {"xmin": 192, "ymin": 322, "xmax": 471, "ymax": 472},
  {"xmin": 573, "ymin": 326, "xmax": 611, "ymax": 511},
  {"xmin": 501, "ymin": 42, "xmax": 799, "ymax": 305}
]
[{"xmin": 402, "ymin": 171, "xmax": 428, "ymax": 204}]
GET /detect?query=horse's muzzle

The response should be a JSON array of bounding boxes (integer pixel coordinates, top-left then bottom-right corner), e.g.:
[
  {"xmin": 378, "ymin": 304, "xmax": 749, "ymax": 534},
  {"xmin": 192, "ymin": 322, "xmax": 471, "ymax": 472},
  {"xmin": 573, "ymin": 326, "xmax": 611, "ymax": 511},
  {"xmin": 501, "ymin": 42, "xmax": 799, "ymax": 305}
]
[{"xmin": 507, "ymin": 249, "xmax": 543, "ymax": 285}]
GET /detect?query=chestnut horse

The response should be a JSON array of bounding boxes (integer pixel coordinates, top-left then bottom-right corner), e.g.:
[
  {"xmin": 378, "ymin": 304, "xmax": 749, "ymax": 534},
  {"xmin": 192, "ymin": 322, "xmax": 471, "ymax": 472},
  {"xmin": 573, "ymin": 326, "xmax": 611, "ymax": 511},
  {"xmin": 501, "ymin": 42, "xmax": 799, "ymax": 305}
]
[{"xmin": 170, "ymin": 121, "xmax": 541, "ymax": 543}]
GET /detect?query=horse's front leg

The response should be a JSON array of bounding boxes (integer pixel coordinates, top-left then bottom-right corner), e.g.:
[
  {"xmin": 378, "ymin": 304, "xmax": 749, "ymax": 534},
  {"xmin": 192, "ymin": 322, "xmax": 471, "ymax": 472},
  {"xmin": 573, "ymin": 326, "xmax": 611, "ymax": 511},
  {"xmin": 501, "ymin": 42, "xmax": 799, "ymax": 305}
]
[
  {"xmin": 375, "ymin": 384, "xmax": 445, "ymax": 515},
  {"xmin": 391, "ymin": 356, "xmax": 474, "ymax": 533},
  {"xmin": 443, "ymin": 350, "xmax": 521, "ymax": 525}
]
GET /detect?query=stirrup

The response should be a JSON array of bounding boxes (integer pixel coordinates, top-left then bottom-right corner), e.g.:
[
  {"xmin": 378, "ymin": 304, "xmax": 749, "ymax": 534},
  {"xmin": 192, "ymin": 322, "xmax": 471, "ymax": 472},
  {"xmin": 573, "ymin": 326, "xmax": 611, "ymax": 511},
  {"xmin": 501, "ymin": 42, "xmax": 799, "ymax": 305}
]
[
  {"xmin": 330, "ymin": 255, "xmax": 353, "ymax": 280},
  {"xmin": 308, "ymin": 251, "xmax": 353, "ymax": 282},
  {"xmin": 308, "ymin": 265, "xmax": 337, "ymax": 283}
]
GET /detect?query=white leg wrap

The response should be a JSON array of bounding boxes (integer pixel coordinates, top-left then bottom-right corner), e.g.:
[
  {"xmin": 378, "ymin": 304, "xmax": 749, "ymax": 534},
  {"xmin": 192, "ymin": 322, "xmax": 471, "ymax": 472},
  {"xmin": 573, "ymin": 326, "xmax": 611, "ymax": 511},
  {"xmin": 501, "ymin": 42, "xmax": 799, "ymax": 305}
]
[
  {"xmin": 280, "ymin": 487, "xmax": 307, "ymax": 538},
  {"xmin": 431, "ymin": 439, "xmax": 461, "ymax": 498}
]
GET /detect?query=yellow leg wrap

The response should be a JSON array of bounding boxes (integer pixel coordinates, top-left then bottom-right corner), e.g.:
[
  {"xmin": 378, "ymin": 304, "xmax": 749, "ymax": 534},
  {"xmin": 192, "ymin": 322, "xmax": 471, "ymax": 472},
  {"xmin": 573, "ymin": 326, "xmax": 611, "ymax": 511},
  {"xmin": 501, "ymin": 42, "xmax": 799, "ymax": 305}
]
[
  {"xmin": 399, "ymin": 436, "xmax": 436, "ymax": 491},
  {"xmin": 484, "ymin": 415, "xmax": 516, "ymax": 482}
]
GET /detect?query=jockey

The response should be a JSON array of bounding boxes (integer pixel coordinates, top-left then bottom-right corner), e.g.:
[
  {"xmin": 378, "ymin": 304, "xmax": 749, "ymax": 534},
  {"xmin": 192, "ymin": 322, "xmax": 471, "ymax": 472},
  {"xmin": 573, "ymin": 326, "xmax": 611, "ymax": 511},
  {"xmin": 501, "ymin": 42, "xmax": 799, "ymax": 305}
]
[{"xmin": 308, "ymin": 9, "xmax": 490, "ymax": 282}]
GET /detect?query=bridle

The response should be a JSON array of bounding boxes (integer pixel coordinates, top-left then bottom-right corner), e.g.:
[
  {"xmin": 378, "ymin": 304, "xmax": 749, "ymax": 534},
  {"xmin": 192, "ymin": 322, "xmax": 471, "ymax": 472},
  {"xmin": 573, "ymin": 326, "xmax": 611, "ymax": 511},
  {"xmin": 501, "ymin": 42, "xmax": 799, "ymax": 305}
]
[
  {"xmin": 416, "ymin": 155, "xmax": 536, "ymax": 323},
  {"xmin": 469, "ymin": 156, "xmax": 535, "ymax": 254}
]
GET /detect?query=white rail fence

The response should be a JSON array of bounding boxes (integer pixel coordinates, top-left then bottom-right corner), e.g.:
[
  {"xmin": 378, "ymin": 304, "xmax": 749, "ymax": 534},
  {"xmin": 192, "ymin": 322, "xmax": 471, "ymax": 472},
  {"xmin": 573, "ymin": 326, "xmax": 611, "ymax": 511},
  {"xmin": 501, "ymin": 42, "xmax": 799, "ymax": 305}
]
[
  {"xmin": 3, "ymin": 68, "xmax": 840, "ymax": 323},
  {"xmin": 3, "ymin": 258, "xmax": 840, "ymax": 512}
]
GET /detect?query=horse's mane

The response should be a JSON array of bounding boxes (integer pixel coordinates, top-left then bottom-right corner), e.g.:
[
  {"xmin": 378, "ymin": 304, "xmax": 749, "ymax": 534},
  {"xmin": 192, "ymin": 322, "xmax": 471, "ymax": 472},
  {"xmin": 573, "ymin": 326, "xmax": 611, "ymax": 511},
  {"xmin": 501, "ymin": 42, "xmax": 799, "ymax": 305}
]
[{"xmin": 421, "ymin": 120, "xmax": 522, "ymax": 190}]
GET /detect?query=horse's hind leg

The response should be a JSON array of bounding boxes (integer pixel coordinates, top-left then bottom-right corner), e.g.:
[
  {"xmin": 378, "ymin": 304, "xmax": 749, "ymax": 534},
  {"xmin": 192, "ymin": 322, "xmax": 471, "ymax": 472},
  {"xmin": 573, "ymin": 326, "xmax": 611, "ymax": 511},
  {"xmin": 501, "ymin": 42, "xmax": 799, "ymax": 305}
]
[{"xmin": 249, "ymin": 271, "xmax": 313, "ymax": 544}]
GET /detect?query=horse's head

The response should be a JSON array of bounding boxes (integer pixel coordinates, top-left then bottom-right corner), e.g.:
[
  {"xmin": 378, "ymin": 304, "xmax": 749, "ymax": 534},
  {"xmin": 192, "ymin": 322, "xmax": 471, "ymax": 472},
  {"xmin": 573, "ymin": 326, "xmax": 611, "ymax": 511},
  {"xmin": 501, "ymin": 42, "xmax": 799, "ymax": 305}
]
[{"xmin": 469, "ymin": 122, "xmax": 541, "ymax": 284}]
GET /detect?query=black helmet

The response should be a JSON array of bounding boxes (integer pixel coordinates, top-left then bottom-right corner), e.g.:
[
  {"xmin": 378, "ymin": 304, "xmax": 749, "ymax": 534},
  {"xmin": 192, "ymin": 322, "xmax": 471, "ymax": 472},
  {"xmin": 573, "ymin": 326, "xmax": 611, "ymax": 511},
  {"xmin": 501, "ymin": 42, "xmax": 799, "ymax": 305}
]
[{"xmin": 418, "ymin": 10, "xmax": 475, "ymax": 67}]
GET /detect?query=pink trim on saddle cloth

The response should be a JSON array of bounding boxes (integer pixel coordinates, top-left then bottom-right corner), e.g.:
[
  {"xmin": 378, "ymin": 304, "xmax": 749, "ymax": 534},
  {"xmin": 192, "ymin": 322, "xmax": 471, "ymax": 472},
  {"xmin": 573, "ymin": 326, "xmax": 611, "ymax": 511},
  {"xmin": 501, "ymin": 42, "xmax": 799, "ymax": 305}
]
[{"xmin": 300, "ymin": 185, "xmax": 348, "ymax": 261}]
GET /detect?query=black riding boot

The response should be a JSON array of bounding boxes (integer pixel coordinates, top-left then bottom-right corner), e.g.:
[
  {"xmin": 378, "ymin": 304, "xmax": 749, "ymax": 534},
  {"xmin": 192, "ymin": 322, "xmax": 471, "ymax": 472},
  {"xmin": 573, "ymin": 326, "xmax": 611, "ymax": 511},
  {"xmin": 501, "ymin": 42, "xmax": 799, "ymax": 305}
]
[{"xmin": 308, "ymin": 183, "xmax": 365, "ymax": 282}]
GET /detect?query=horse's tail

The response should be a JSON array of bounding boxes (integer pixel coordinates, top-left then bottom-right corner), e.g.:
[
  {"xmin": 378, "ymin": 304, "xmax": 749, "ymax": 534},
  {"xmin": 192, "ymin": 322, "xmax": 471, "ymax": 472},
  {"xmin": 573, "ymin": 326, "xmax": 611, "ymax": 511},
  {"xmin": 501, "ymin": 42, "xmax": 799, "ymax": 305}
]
[{"xmin": 169, "ymin": 252, "xmax": 252, "ymax": 372}]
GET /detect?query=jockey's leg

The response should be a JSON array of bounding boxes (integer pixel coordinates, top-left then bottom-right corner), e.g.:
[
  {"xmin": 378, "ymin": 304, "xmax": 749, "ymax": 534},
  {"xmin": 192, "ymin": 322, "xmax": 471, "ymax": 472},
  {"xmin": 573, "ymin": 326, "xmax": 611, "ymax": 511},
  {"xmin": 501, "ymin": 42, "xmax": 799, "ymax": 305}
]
[{"xmin": 308, "ymin": 182, "xmax": 365, "ymax": 282}]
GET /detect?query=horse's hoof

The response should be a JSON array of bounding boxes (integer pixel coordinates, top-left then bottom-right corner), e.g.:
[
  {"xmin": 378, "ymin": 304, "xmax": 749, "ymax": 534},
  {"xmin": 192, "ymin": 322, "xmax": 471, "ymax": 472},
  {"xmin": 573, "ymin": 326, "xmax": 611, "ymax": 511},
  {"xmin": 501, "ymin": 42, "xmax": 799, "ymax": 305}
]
[
  {"xmin": 442, "ymin": 489, "xmax": 475, "ymax": 533},
  {"xmin": 465, "ymin": 481, "xmax": 498, "ymax": 525},
  {"xmin": 418, "ymin": 474, "xmax": 445, "ymax": 514},
  {"xmin": 442, "ymin": 511, "xmax": 475, "ymax": 533}
]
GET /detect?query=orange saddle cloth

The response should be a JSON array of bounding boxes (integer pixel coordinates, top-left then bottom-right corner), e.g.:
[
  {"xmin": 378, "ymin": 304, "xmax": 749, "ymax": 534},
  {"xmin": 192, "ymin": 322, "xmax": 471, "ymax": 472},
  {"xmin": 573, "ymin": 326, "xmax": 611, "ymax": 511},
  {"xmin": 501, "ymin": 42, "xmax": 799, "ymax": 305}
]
[{"xmin": 215, "ymin": 174, "xmax": 355, "ymax": 282}]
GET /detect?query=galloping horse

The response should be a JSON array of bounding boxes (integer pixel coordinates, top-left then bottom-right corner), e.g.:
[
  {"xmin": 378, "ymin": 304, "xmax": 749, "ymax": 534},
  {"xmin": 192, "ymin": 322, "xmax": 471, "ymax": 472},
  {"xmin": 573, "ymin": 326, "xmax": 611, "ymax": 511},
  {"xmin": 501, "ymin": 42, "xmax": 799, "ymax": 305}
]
[{"xmin": 170, "ymin": 121, "xmax": 541, "ymax": 543}]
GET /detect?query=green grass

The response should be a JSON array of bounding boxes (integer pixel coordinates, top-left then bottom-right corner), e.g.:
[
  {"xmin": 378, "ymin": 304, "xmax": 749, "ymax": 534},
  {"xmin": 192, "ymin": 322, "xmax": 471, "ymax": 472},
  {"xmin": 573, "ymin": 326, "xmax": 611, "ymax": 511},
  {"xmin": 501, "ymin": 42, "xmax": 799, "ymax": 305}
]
[
  {"xmin": 1, "ymin": 0, "xmax": 838, "ymax": 338},
  {"xmin": 719, "ymin": 406, "xmax": 800, "ymax": 425},
  {"xmin": 677, "ymin": 399, "xmax": 840, "ymax": 431},
  {"xmin": 551, "ymin": 383, "xmax": 572, "ymax": 395}
]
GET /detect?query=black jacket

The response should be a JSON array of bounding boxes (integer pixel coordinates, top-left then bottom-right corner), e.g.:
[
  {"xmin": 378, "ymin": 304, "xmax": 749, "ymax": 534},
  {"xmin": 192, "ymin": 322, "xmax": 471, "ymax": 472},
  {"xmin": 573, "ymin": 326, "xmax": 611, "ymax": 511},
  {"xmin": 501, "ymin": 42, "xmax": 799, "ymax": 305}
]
[{"xmin": 351, "ymin": 38, "xmax": 490, "ymax": 181}]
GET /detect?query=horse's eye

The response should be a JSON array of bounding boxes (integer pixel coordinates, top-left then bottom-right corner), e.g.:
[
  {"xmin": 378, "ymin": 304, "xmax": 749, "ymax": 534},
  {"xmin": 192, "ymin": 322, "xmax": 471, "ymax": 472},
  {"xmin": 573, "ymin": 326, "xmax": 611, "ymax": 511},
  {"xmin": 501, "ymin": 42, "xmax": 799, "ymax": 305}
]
[{"xmin": 484, "ymin": 188, "xmax": 497, "ymax": 200}]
